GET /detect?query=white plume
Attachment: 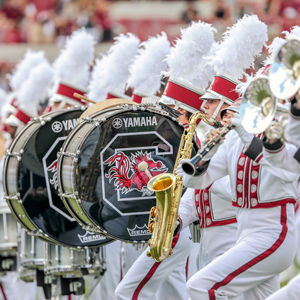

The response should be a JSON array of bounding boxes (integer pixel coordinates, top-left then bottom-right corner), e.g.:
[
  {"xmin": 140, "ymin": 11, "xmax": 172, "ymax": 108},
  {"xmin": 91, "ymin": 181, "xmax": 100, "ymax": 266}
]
[
  {"xmin": 209, "ymin": 14, "xmax": 268, "ymax": 79},
  {"xmin": 87, "ymin": 33, "xmax": 140, "ymax": 102},
  {"xmin": 235, "ymin": 73, "xmax": 256, "ymax": 96},
  {"xmin": 284, "ymin": 26, "xmax": 300, "ymax": 40},
  {"xmin": 9, "ymin": 50, "xmax": 46, "ymax": 91},
  {"xmin": 52, "ymin": 28, "xmax": 95, "ymax": 89},
  {"xmin": 87, "ymin": 55, "xmax": 109, "ymax": 101},
  {"xmin": 18, "ymin": 61, "xmax": 54, "ymax": 117},
  {"xmin": 165, "ymin": 21, "xmax": 216, "ymax": 89},
  {"xmin": 189, "ymin": 42, "xmax": 220, "ymax": 89},
  {"xmin": 263, "ymin": 37, "xmax": 286, "ymax": 66},
  {"xmin": 0, "ymin": 89, "xmax": 7, "ymax": 108},
  {"xmin": 127, "ymin": 32, "xmax": 170, "ymax": 96}
]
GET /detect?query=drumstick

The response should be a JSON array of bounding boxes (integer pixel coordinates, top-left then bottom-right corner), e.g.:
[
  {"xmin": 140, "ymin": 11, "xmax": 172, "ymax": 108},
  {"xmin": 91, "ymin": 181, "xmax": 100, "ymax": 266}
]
[
  {"xmin": 138, "ymin": 162, "xmax": 152, "ymax": 179},
  {"xmin": 73, "ymin": 93, "xmax": 96, "ymax": 104}
]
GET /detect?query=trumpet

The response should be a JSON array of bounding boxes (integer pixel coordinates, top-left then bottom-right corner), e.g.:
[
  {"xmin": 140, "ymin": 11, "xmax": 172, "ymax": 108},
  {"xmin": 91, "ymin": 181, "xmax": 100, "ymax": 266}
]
[
  {"xmin": 240, "ymin": 74, "xmax": 289, "ymax": 140},
  {"xmin": 146, "ymin": 112, "xmax": 219, "ymax": 262},
  {"xmin": 269, "ymin": 37, "xmax": 300, "ymax": 101}
]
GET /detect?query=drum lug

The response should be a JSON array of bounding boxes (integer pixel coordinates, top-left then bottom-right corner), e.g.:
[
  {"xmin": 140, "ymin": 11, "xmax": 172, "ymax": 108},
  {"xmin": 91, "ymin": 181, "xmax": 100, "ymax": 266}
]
[
  {"xmin": 59, "ymin": 192, "xmax": 78, "ymax": 199},
  {"xmin": 4, "ymin": 193, "xmax": 22, "ymax": 203},
  {"xmin": 57, "ymin": 151, "xmax": 80, "ymax": 159},
  {"xmin": 5, "ymin": 151, "xmax": 22, "ymax": 161},
  {"xmin": 27, "ymin": 229, "xmax": 45, "ymax": 238}
]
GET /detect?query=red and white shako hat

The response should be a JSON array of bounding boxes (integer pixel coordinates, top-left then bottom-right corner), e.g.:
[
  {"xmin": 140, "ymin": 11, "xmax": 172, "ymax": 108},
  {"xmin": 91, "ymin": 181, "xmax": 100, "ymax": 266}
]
[
  {"xmin": 202, "ymin": 14, "xmax": 268, "ymax": 122},
  {"xmin": 87, "ymin": 33, "xmax": 140, "ymax": 103},
  {"xmin": 161, "ymin": 21, "xmax": 217, "ymax": 114},
  {"xmin": 5, "ymin": 61, "xmax": 54, "ymax": 131},
  {"xmin": 220, "ymin": 98, "xmax": 242, "ymax": 119},
  {"xmin": 50, "ymin": 29, "xmax": 96, "ymax": 108},
  {"xmin": 126, "ymin": 32, "xmax": 170, "ymax": 104}
]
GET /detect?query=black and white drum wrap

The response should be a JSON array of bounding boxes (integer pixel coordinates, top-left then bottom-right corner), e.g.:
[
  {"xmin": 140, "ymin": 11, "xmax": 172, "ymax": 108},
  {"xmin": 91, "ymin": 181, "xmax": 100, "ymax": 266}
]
[
  {"xmin": 58, "ymin": 104, "xmax": 198, "ymax": 243},
  {"xmin": 3, "ymin": 107, "xmax": 112, "ymax": 248}
]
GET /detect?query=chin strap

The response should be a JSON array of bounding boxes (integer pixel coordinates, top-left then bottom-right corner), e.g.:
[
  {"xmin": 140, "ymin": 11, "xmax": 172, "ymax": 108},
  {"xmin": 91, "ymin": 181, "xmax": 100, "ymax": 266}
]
[{"xmin": 209, "ymin": 100, "xmax": 224, "ymax": 123}]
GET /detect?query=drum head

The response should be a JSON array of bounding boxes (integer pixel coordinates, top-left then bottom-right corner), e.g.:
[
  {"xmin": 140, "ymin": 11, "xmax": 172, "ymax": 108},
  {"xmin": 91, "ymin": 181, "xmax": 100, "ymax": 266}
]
[
  {"xmin": 62, "ymin": 108, "xmax": 198, "ymax": 243},
  {"xmin": 14, "ymin": 108, "xmax": 111, "ymax": 247}
]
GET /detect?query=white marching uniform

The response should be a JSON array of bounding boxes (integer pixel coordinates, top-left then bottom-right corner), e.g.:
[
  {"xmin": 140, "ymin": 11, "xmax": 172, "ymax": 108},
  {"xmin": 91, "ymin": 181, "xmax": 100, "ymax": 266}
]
[
  {"xmin": 180, "ymin": 130, "xmax": 299, "ymax": 300},
  {"xmin": 265, "ymin": 274, "xmax": 300, "ymax": 300},
  {"xmin": 179, "ymin": 176, "xmax": 238, "ymax": 269},
  {"xmin": 115, "ymin": 227, "xmax": 193, "ymax": 300}
]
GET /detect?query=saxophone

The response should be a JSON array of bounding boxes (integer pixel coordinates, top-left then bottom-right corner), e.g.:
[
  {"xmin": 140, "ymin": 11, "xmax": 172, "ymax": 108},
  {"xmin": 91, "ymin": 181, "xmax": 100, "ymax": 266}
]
[{"xmin": 146, "ymin": 112, "xmax": 220, "ymax": 262}]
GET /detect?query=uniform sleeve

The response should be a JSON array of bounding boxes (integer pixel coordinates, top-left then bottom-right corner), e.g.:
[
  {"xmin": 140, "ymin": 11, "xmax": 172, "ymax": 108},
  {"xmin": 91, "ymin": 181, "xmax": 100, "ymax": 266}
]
[
  {"xmin": 262, "ymin": 142, "xmax": 300, "ymax": 175},
  {"xmin": 244, "ymin": 136, "xmax": 299, "ymax": 182},
  {"xmin": 209, "ymin": 175, "xmax": 232, "ymax": 203},
  {"xmin": 182, "ymin": 138, "xmax": 229, "ymax": 190},
  {"xmin": 178, "ymin": 188, "xmax": 198, "ymax": 230}
]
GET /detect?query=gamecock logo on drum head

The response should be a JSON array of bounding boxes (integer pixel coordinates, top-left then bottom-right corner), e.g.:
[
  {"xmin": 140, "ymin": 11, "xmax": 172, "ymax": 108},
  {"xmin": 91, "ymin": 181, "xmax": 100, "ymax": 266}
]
[
  {"xmin": 47, "ymin": 158, "xmax": 58, "ymax": 190},
  {"xmin": 104, "ymin": 151, "xmax": 167, "ymax": 196}
]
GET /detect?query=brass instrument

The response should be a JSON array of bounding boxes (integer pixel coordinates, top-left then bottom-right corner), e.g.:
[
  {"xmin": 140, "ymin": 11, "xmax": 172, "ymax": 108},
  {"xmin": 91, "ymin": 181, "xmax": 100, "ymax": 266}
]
[
  {"xmin": 240, "ymin": 75, "xmax": 289, "ymax": 140},
  {"xmin": 269, "ymin": 38, "xmax": 300, "ymax": 101},
  {"xmin": 146, "ymin": 112, "xmax": 218, "ymax": 262}
]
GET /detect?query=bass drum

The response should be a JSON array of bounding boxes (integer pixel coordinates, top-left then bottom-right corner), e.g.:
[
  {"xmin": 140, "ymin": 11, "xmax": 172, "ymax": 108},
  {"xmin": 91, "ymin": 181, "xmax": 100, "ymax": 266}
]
[
  {"xmin": 3, "ymin": 107, "xmax": 112, "ymax": 248},
  {"xmin": 58, "ymin": 104, "xmax": 198, "ymax": 243}
]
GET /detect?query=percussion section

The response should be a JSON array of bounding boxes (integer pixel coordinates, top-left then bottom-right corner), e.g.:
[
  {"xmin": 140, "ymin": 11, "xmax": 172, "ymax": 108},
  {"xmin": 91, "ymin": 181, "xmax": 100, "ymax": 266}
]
[
  {"xmin": 58, "ymin": 105, "xmax": 198, "ymax": 243},
  {"xmin": 3, "ymin": 107, "xmax": 112, "ymax": 248}
]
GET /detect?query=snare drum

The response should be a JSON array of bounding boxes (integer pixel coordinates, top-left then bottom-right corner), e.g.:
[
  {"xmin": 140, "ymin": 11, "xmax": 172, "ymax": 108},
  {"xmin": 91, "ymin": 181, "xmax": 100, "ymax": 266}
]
[
  {"xmin": 58, "ymin": 104, "xmax": 198, "ymax": 243},
  {"xmin": 3, "ymin": 107, "xmax": 112, "ymax": 249},
  {"xmin": 20, "ymin": 228, "xmax": 48, "ymax": 269},
  {"xmin": 44, "ymin": 244, "xmax": 105, "ymax": 277}
]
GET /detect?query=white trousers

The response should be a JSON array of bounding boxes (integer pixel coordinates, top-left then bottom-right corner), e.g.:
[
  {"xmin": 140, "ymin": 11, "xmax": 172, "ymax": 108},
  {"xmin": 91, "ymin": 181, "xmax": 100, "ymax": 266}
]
[
  {"xmin": 187, "ymin": 204, "xmax": 297, "ymax": 300},
  {"xmin": 89, "ymin": 240, "xmax": 123, "ymax": 300},
  {"xmin": 115, "ymin": 227, "xmax": 193, "ymax": 300},
  {"xmin": 265, "ymin": 274, "xmax": 300, "ymax": 300}
]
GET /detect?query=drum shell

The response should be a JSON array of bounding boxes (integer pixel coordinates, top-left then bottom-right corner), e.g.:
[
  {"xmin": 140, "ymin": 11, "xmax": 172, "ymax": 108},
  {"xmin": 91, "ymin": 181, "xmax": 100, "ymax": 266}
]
[
  {"xmin": 58, "ymin": 105, "xmax": 198, "ymax": 243},
  {"xmin": 3, "ymin": 108, "xmax": 112, "ymax": 248}
]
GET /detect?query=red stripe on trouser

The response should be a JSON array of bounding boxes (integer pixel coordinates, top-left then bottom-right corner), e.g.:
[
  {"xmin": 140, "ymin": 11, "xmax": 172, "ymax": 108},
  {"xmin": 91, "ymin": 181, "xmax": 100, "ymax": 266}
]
[
  {"xmin": 186, "ymin": 256, "xmax": 189, "ymax": 281},
  {"xmin": 208, "ymin": 205, "xmax": 287, "ymax": 300},
  {"xmin": 0, "ymin": 284, "xmax": 7, "ymax": 300},
  {"xmin": 132, "ymin": 234, "xmax": 180, "ymax": 300}
]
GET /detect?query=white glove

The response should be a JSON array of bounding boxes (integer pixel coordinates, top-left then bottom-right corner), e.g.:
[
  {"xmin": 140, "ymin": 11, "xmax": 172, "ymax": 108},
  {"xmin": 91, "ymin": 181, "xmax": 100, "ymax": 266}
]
[{"xmin": 231, "ymin": 114, "xmax": 254, "ymax": 148}]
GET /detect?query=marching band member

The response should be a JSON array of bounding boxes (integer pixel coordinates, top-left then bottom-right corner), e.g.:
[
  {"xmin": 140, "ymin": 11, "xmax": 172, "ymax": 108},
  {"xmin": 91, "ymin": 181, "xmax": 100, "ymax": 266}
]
[
  {"xmin": 178, "ymin": 15, "xmax": 299, "ymax": 300},
  {"xmin": 83, "ymin": 32, "xmax": 140, "ymax": 300},
  {"xmin": 115, "ymin": 21, "xmax": 220, "ymax": 300}
]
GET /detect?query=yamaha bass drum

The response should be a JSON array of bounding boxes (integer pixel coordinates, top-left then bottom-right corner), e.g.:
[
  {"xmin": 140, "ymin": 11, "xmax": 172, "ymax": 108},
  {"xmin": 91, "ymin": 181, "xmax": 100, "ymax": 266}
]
[
  {"xmin": 58, "ymin": 102, "xmax": 198, "ymax": 243},
  {"xmin": 3, "ymin": 107, "xmax": 112, "ymax": 248}
]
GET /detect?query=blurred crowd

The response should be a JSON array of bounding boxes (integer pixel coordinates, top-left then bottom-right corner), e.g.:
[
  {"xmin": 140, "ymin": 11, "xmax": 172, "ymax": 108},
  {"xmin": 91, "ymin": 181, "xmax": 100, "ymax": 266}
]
[
  {"xmin": 0, "ymin": 0, "xmax": 113, "ymax": 44},
  {"xmin": 1, "ymin": 0, "xmax": 300, "ymax": 46}
]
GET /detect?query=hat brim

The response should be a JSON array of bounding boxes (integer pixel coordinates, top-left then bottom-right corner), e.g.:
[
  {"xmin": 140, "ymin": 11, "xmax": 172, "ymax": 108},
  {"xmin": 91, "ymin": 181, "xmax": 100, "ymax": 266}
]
[{"xmin": 200, "ymin": 91, "xmax": 220, "ymax": 100}]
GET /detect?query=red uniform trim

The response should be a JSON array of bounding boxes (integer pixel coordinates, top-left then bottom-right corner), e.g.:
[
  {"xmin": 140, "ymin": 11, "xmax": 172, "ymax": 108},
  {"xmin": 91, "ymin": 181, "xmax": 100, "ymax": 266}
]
[
  {"xmin": 164, "ymin": 81, "xmax": 204, "ymax": 111},
  {"xmin": 132, "ymin": 94, "xmax": 143, "ymax": 104},
  {"xmin": 132, "ymin": 234, "xmax": 180, "ymax": 300},
  {"xmin": 0, "ymin": 283, "xmax": 7, "ymax": 300},
  {"xmin": 15, "ymin": 109, "xmax": 31, "ymax": 124},
  {"xmin": 232, "ymin": 198, "xmax": 296, "ymax": 208},
  {"xmin": 186, "ymin": 256, "xmax": 189, "ymax": 281},
  {"xmin": 56, "ymin": 83, "xmax": 86, "ymax": 104},
  {"xmin": 208, "ymin": 205, "xmax": 288, "ymax": 300},
  {"xmin": 10, "ymin": 98, "xmax": 17, "ymax": 108}
]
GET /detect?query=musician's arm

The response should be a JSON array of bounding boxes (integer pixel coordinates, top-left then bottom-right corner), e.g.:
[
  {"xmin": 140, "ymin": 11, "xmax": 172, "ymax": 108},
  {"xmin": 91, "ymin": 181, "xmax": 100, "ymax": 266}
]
[{"xmin": 178, "ymin": 188, "xmax": 199, "ymax": 230}]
